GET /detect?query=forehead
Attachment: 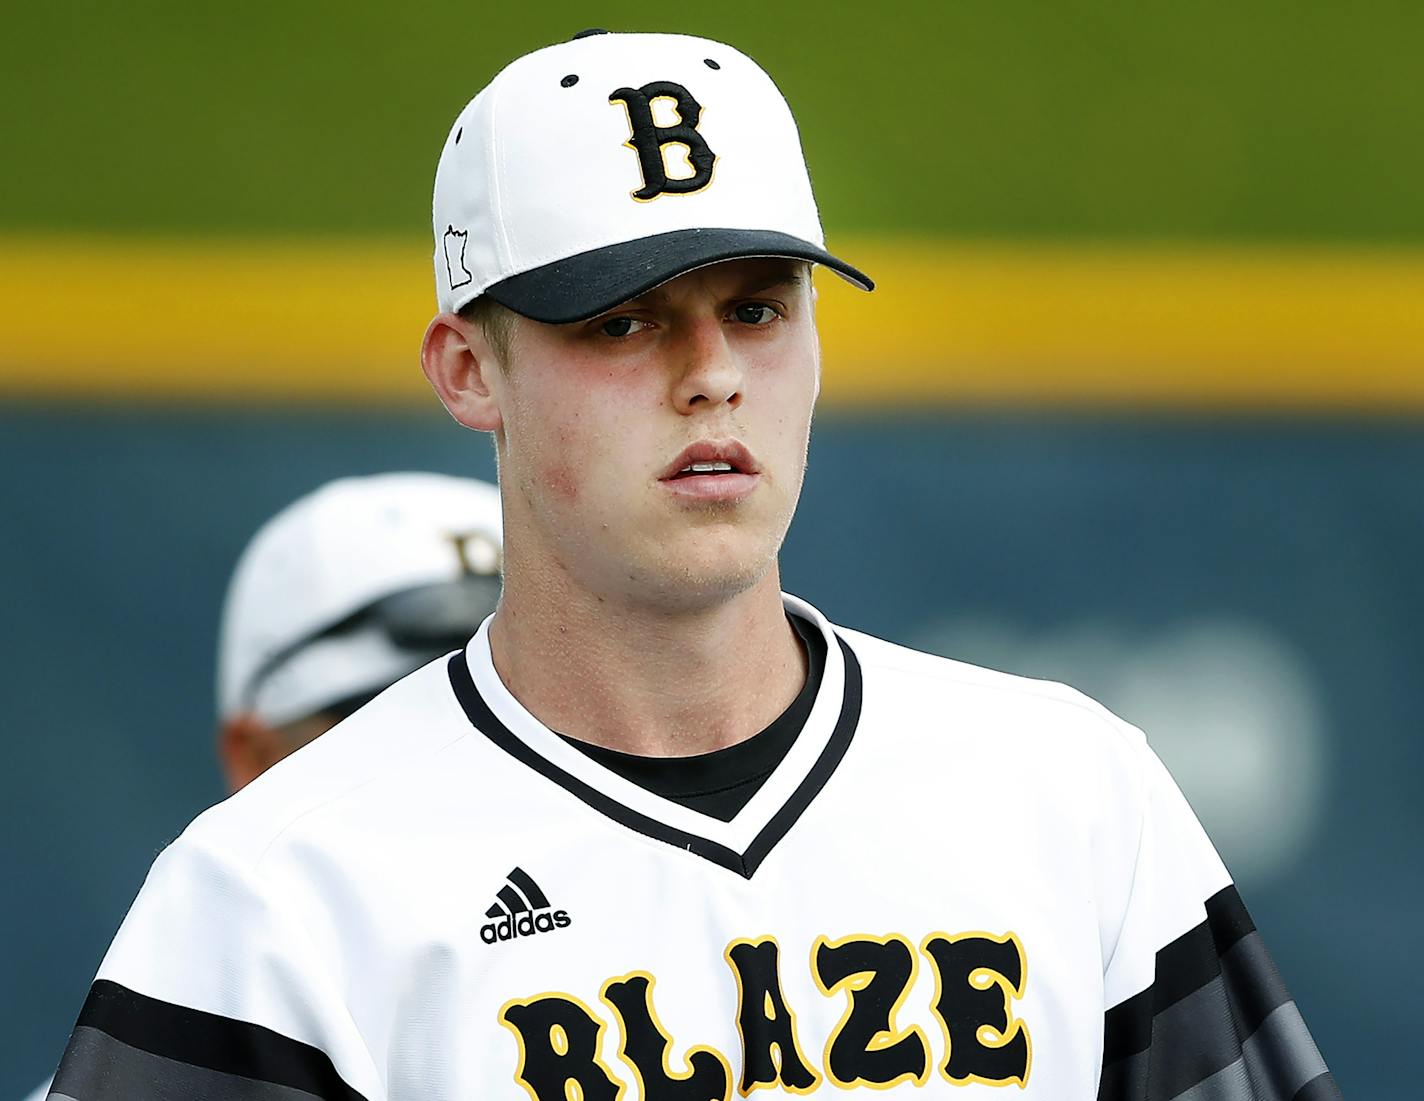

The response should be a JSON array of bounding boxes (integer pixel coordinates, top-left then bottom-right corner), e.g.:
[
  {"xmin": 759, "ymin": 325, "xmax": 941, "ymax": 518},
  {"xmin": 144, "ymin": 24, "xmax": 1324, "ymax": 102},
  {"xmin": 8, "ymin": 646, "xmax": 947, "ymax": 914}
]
[{"xmin": 608, "ymin": 257, "xmax": 811, "ymax": 311}]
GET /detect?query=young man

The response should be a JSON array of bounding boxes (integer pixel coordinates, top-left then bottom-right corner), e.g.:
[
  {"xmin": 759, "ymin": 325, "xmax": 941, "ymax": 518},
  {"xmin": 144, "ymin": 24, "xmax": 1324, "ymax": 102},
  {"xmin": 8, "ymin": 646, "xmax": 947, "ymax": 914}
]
[{"xmin": 47, "ymin": 31, "xmax": 1339, "ymax": 1101}]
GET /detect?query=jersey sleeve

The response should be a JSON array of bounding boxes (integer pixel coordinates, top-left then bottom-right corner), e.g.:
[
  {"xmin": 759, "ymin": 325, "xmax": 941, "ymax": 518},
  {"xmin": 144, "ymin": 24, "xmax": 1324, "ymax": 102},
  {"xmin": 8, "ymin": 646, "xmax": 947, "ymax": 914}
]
[
  {"xmin": 1096, "ymin": 745, "xmax": 1340, "ymax": 1101},
  {"xmin": 46, "ymin": 834, "xmax": 381, "ymax": 1101}
]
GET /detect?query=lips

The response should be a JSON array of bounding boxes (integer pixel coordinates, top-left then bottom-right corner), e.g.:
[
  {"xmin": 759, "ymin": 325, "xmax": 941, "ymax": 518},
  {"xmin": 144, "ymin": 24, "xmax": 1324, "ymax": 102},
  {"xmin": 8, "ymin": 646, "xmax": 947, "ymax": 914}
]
[{"xmin": 659, "ymin": 440, "xmax": 759, "ymax": 482}]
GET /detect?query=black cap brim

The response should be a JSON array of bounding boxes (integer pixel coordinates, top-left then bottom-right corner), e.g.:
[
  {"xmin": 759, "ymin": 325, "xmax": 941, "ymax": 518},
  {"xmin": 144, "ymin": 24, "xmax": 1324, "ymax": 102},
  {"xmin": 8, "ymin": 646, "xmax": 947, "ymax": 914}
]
[{"xmin": 482, "ymin": 227, "xmax": 873, "ymax": 324}]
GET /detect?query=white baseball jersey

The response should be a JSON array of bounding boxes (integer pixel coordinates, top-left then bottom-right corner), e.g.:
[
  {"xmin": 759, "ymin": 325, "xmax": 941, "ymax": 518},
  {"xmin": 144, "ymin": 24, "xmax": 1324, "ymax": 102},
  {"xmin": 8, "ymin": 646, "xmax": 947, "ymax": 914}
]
[{"xmin": 48, "ymin": 595, "xmax": 1337, "ymax": 1100}]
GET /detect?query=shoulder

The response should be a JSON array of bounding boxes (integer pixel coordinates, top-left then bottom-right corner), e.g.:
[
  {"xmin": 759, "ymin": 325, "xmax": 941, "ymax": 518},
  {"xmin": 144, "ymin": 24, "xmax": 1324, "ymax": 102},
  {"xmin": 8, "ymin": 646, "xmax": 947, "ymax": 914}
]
[
  {"xmin": 835, "ymin": 621, "xmax": 1147, "ymax": 755},
  {"xmin": 178, "ymin": 654, "xmax": 471, "ymax": 874}
]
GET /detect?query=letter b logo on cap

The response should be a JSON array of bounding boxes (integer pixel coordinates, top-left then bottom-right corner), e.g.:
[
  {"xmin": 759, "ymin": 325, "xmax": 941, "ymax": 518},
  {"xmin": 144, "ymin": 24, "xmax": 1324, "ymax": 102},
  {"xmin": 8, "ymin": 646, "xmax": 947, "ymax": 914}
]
[{"xmin": 610, "ymin": 81, "xmax": 716, "ymax": 201}]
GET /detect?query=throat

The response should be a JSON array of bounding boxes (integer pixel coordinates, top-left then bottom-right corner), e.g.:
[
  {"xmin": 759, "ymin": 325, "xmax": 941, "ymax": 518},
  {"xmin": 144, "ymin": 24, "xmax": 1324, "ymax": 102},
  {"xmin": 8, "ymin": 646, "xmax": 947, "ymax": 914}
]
[
  {"xmin": 488, "ymin": 583, "xmax": 809, "ymax": 758},
  {"xmin": 558, "ymin": 613, "xmax": 826, "ymax": 820}
]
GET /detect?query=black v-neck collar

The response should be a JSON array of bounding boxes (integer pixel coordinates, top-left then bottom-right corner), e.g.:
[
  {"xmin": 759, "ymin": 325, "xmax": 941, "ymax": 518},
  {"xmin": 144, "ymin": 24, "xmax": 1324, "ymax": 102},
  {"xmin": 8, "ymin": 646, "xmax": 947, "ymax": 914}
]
[
  {"xmin": 553, "ymin": 612, "xmax": 828, "ymax": 820},
  {"xmin": 445, "ymin": 609, "xmax": 862, "ymax": 880}
]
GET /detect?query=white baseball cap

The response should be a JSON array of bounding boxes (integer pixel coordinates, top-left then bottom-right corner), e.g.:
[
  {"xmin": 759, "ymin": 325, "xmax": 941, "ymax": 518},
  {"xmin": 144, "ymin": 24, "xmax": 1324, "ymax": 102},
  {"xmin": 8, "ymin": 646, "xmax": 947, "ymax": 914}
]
[
  {"xmin": 432, "ymin": 29, "xmax": 873, "ymax": 322},
  {"xmin": 217, "ymin": 473, "xmax": 503, "ymax": 727}
]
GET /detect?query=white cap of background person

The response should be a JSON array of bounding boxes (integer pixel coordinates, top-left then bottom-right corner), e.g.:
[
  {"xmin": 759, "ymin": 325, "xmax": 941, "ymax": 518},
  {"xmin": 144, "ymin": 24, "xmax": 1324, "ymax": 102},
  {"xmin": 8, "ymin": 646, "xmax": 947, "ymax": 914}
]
[
  {"xmin": 432, "ymin": 28, "xmax": 873, "ymax": 323},
  {"xmin": 217, "ymin": 472, "xmax": 503, "ymax": 739}
]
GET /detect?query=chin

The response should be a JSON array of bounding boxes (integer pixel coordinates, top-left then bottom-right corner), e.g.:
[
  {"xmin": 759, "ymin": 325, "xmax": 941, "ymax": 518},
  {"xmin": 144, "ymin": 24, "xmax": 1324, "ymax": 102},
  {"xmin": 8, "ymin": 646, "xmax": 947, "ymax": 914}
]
[{"xmin": 623, "ymin": 538, "xmax": 779, "ymax": 613}]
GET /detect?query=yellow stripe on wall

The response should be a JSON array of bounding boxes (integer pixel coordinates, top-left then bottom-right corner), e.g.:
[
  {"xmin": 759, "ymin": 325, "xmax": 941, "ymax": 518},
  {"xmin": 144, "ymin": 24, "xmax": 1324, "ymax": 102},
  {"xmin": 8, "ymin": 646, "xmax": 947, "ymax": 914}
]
[
  {"xmin": 2, "ymin": 236, "xmax": 1422, "ymax": 408},
  {"xmin": 815, "ymin": 242, "xmax": 1424, "ymax": 409},
  {"xmin": 0, "ymin": 238, "xmax": 436, "ymax": 403}
]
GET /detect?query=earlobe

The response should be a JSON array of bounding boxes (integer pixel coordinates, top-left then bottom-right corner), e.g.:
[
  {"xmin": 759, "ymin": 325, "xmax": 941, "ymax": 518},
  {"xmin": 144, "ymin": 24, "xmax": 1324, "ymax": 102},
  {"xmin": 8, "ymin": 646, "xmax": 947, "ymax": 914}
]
[
  {"xmin": 812, "ymin": 327, "xmax": 823, "ymax": 403},
  {"xmin": 808, "ymin": 279, "xmax": 823, "ymax": 402},
  {"xmin": 420, "ymin": 312, "xmax": 504, "ymax": 432}
]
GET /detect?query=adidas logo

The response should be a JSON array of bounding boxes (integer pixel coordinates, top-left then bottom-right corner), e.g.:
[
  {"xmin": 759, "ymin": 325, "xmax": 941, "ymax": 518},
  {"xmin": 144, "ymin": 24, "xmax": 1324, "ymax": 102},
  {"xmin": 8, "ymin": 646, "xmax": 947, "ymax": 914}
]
[{"xmin": 480, "ymin": 867, "xmax": 571, "ymax": 945}]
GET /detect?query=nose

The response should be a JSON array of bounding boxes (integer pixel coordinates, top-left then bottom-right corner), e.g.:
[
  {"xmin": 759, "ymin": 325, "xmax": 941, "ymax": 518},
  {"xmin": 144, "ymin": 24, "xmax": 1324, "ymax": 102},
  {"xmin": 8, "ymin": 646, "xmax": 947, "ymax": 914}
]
[{"xmin": 670, "ymin": 316, "xmax": 744, "ymax": 414}]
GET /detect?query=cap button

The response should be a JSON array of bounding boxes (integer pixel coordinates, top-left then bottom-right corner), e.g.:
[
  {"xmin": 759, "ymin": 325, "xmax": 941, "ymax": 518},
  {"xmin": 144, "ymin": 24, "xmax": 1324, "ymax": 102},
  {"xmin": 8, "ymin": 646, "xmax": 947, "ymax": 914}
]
[{"xmin": 571, "ymin": 28, "xmax": 609, "ymax": 39}]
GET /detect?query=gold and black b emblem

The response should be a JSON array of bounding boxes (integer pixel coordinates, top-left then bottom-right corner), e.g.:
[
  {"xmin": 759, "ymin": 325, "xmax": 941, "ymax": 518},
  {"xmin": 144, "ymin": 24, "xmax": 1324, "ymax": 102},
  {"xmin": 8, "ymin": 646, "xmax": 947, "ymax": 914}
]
[{"xmin": 609, "ymin": 81, "xmax": 716, "ymax": 201}]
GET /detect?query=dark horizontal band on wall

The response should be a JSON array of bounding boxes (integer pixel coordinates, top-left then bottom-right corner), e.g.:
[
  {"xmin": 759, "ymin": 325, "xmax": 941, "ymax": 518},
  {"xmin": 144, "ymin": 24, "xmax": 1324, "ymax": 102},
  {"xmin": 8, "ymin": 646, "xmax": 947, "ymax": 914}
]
[{"xmin": 3, "ymin": 235, "xmax": 1422, "ymax": 409}]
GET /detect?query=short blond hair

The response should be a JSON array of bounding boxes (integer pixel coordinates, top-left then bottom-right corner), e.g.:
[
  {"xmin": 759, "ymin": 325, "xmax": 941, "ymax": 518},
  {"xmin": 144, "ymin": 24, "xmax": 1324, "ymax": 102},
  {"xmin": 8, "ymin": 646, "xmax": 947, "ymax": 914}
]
[{"xmin": 457, "ymin": 296, "xmax": 519, "ymax": 364}]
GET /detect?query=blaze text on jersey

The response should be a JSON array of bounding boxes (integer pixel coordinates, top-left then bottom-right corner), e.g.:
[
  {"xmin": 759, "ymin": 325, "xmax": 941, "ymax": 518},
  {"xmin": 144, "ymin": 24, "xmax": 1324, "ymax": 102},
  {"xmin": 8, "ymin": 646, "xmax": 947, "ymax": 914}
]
[{"xmin": 498, "ymin": 930, "xmax": 1031, "ymax": 1098}]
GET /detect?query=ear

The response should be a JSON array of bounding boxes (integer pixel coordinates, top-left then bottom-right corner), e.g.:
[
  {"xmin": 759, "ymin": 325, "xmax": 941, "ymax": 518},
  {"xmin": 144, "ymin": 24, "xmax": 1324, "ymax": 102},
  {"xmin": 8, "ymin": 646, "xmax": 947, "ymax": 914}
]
[
  {"xmin": 421, "ymin": 311, "xmax": 505, "ymax": 432},
  {"xmin": 809, "ymin": 284, "xmax": 823, "ymax": 403},
  {"xmin": 217, "ymin": 712, "xmax": 289, "ymax": 793}
]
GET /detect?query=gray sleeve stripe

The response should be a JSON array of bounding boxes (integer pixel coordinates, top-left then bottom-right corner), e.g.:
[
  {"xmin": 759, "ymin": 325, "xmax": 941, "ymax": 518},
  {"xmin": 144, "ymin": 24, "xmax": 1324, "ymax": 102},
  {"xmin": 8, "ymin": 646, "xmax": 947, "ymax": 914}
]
[
  {"xmin": 65, "ymin": 980, "xmax": 368, "ymax": 1100},
  {"xmin": 1141, "ymin": 974, "xmax": 1241, "ymax": 1100},
  {"xmin": 1098, "ymin": 998, "xmax": 1339, "ymax": 1101},
  {"xmin": 52, "ymin": 1025, "xmax": 327, "ymax": 1101},
  {"xmin": 1166, "ymin": 1003, "xmax": 1332, "ymax": 1101},
  {"xmin": 1219, "ymin": 932, "xmax": 1293, "ymax": 1039},
  {"xmin": 1098, "ymin": 884, "xmax": 1336, "ymax": 1101},
  {"xmin": 1291, "ymin": 1071, "xmax": 1343, "ymax": 1101}
]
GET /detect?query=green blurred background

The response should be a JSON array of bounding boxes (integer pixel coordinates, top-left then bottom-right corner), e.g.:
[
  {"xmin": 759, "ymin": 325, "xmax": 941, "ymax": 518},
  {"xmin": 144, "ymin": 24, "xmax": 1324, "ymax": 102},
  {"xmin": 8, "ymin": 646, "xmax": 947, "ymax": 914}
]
[
  {"xmin": 3, "ymin": 4, "xmax": 1422, "ymax": 1098},
  {"xmin": 5, "ymin": 0, "xmax": 1421, "ymax": 241}
]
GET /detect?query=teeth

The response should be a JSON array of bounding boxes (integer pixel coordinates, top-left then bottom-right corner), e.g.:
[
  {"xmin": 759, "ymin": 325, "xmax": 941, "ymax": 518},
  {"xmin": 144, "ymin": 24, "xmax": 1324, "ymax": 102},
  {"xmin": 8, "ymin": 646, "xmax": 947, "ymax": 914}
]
[{"xmin": 682, "ymin": 461, "xmax": 734, "ymax": 474}]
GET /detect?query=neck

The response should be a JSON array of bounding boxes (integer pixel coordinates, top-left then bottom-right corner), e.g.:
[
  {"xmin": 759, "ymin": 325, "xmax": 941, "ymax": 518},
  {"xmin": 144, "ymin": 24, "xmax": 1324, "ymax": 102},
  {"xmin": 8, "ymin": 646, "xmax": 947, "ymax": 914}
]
[{"xmin": 487, "ymin": 564, "xmax": 806, "ymax": 758}]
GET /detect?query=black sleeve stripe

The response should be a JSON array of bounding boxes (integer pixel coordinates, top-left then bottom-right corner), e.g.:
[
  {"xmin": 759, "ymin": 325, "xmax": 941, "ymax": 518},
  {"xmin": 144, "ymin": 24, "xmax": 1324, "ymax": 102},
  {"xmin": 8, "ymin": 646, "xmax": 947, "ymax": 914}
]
[
  {"xmin": 1203, "ymin": 883, "xmax": 1256, "ymax": 954},
  {"xmin": 1098, "ymin": 886, "xmax": 1339, "ymax": 1101},
  {"xmin": 63, "ymin": 980, "xmax": 368, "ymax": 1101},
  {"xmin": 1100, "ymin": 1001, "xmax": 1336, "ymax": 1101},
  {"xmin": 54, "ymin": 1024, "xmax": 326, "ymax": 1100},
  {"xmin": 1097, "ymin": 1043, "xmax": 1149, "ymax": 1101},
  {"xmin": 1139, "ymin": 974, "xmax": 1243, "ymax": 1100},
  {"xmin": 1102, "ymin": 985, "xmax": 1154, "ymax": 1067},
  {"xmin": 1155, "ymin": 886, "xmax": 1254, "ymax": 1013},
  {"xmin": 1103, "ymin": 886, "xmax": 1266, "ymax": 1065}
]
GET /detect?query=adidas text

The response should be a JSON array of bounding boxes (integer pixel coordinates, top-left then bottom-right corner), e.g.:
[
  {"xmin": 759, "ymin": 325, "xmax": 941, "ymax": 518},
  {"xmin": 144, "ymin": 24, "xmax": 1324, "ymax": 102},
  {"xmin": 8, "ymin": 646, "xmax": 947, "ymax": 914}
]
[{"xmin": 481, "ymin": 909, "xmax": 572, "ymax": 944}]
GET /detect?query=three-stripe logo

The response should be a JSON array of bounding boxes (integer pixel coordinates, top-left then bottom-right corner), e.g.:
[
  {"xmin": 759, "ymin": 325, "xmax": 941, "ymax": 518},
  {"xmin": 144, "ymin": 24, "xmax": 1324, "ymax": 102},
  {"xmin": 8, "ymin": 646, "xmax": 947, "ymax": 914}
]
[{"xmin": 480, "ymin": 867, "xmax": 572, "ymax": 944}]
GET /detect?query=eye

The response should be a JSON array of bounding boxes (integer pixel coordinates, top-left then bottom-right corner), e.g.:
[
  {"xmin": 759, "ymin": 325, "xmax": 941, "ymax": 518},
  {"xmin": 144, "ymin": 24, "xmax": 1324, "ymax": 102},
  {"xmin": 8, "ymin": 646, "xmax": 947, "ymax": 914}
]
[
  {"xmin": 599, "ymin": 316, "xmax": 647, "ymax": 338},
  {"xmin": 732, "ymin": 302, "xmax": 780, "ymax": 325}
]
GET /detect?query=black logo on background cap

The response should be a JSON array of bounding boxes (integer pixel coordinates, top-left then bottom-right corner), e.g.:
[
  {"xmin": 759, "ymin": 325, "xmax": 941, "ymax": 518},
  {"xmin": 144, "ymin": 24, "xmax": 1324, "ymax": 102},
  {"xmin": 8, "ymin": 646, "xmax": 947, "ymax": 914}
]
[
  {"xmin": 443, "ymin": 226, "xmax": 473, "ymax": 289},
  {"xmin": 609, "ymin": 81, "xmax": 716, "ymax": 201}
]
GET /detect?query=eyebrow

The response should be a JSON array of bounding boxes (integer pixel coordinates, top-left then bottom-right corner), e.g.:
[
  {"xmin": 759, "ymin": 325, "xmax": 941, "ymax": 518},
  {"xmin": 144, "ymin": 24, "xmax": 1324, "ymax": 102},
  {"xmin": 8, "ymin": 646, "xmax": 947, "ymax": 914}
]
[
  {"xmin": 738, "ymin": 271, "xmax": 807, "ymax": 296},
  {"xmin": 605, "ymin": 266, "xmax": 808, "ymax": 315}
]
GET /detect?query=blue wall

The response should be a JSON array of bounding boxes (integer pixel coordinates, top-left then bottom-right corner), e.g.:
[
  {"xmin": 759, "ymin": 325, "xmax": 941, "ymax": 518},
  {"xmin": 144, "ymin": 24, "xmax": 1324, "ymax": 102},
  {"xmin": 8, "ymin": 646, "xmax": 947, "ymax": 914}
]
[{"xmin": 2, "ymin": 406, "xmax": 1419, "ymax": 1096}]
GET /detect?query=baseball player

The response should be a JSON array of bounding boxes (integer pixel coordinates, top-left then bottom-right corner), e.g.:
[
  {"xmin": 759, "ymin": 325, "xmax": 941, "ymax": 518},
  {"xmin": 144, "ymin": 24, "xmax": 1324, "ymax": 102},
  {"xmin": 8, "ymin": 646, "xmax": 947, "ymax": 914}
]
[
  {"xmin": 46, "ymin": 31, "xmax": 1339, "ymax": 1101},
  {"xmin": 20, "ymin": 472, "xmax": 502, "ymax": 1101},
  {"xmin": 214, "ymin": 472, "xmax": 503, "ymax": 792}
]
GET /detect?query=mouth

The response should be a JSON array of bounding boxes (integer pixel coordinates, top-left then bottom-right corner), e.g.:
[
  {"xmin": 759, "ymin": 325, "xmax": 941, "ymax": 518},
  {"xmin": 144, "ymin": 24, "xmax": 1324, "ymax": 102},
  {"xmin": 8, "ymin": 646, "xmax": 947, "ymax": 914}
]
[
  {"xmin": 658, "ymin": 440, "xmax": 761, "ymax": 502},
  {"xmin": 660, "ymin": 440, "xmax": 759, "ymax": 481}
]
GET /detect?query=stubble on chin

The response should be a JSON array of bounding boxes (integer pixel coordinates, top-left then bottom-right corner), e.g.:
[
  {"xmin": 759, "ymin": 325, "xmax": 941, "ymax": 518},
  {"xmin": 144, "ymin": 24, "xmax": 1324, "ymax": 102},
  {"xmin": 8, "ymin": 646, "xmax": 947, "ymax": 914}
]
[
  {"xmin": 615, "ymin": 544, "xmax": 777, "ymax": 614},
  {"xmin": 617, "ymin": 500, "xmax": 793, "ymax": 613}
]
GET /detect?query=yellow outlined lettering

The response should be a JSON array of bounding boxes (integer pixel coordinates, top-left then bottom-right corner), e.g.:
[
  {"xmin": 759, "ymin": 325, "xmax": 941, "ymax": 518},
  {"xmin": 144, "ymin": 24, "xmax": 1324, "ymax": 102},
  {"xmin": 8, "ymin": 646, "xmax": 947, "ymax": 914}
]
[
  {"xmin": 599, "ymin": 970, "xmax": 732, "ymax": 1101},
  {"xmin": 498, "ymin": 990, "xmax": 627, "ymax": 1101},
  {"xmin": 724, "ymin": 936, "xmax": 821, "ymax": 1095},
  {"xmin": 810, "ymin": 933, "xmax": 931, "ymax": 1090},
  {"xmin": 921, "ymin": 931, "xmax": 1032, "ymax": 1088}
]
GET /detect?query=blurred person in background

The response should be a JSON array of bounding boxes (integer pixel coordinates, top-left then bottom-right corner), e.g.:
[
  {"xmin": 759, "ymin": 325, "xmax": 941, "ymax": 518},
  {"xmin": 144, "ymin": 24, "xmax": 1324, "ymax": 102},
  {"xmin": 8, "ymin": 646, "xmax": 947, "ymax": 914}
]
[
  {"xmin": 21, "ymin": 471, "xmax": 503, "ymax": 1101},
  {"xmin": 215, "ymin": 471, "xmax": 503, "ymax": 791}
]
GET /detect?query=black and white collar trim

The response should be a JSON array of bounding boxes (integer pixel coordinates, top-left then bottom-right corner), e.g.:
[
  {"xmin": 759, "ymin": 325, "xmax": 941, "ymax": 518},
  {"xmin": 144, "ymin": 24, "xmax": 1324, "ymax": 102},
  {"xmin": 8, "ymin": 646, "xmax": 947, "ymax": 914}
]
[{"xmin": 446, "ymin": 594, "xmax": 862, "ymax": 879}]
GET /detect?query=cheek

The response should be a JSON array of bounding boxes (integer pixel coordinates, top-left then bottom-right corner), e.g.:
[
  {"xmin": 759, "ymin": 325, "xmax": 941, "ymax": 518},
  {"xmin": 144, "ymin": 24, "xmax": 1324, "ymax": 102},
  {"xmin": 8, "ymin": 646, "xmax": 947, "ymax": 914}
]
[
  {"xmin": 520, "ymin": 367, "xmax": 653, "ymax": 508},
  {"xmin": 515, "ymin": 404, "xmax": 624, "ymax": 511},
  {"xmin": 761, "ymin": 353, "xmax": 817, "ymax": 438},
  {"xmin": 539, "ymin": 458, "xmax": 580, "ymax": 504}
]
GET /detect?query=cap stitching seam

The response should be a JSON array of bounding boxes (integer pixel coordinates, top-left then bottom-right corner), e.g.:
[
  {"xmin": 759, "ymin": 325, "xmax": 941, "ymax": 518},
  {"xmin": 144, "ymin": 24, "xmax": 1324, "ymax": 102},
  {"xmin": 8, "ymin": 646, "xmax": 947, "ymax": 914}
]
[{"xmin": 487, "ymin": 78, "xmax": 515, "ymax": 274}]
